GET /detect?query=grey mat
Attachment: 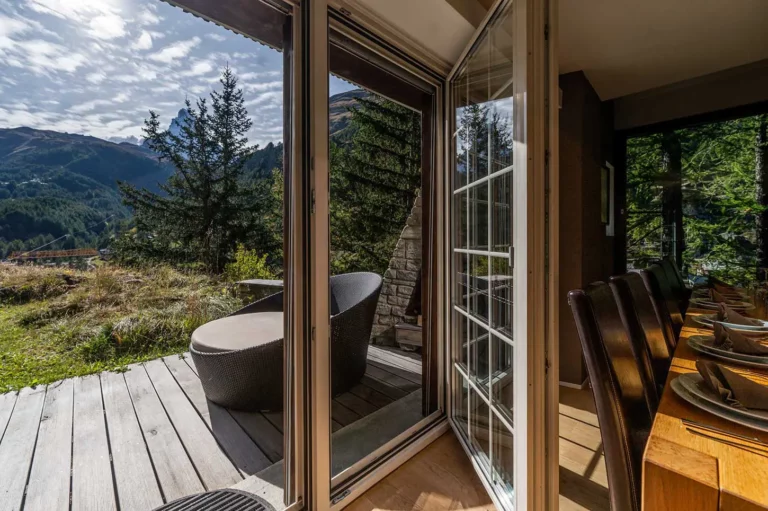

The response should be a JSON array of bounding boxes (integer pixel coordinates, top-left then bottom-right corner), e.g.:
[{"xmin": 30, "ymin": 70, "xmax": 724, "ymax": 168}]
[{"xmin": 153, "ymin": 489, "xmax": 275, "ymax": 511}]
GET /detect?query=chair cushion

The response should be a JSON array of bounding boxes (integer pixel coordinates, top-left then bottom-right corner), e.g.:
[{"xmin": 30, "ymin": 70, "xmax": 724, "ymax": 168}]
[{"xmin": 191, "ymin": 311, "xmax": 284, "ymax": 353}]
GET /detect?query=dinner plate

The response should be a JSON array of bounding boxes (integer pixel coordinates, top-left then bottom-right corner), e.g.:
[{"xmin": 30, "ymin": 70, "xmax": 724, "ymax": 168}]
[
  {"xmin": 688, "ymin": 335, "xmax": 768, "ymax": 369},
  {"xmin": 672, "ymin": 373, "xmax": 768, "ymax": 432},
  {"xmin": 689, "ymin": 298, "xmax": 754, "ymax": 311},
  {"xmin": 692, "ymin": 313, "xmax": 768, "ymax": 333}
]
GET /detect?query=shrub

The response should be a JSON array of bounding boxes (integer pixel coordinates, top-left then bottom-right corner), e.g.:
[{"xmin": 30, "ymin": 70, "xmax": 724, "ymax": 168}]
[{"xmin": 225, "ymin": 244, "xmax": 278, "ymax": 282}]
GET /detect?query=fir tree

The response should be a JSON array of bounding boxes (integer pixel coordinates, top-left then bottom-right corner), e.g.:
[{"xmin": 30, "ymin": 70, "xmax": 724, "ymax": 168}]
[
  {"xmin": 330, "ymin": 96, "xmax": 421, "ymax": 275},
  {"xmin": 117, "ymin": 67, "xmax": 276, "ymax": 272}
]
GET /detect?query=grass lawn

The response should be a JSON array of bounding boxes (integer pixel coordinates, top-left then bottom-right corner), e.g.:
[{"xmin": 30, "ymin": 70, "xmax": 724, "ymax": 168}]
[{"xmin": 0, "ymin": 263, "xmax": 241, "ymax": 392}]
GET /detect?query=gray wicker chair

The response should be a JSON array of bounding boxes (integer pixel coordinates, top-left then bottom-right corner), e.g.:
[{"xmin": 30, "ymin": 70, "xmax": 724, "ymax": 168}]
[{"xmin": 190, "ymin": 272, "xmax": 383, "ymax": 411}]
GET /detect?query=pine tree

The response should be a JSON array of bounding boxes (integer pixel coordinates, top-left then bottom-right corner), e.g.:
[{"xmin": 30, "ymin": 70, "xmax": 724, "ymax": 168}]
[
  {"xmin": 117, "ymin": 67, "xmax": 275, "ymax": 272},
  {"xmin": 330, "ymin": 96, "xmax": 421, "ymax": 275}
]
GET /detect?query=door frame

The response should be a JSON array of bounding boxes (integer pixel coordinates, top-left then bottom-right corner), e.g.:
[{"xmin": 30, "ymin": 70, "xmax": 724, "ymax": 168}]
[{"xmin": 444, "ymin": 0, "xmax": 554, "ymax": 508}]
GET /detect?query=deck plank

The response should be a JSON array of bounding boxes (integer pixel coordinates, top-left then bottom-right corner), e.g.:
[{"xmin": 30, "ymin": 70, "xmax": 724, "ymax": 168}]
[
  {"xmin": 101, "ymin": 370, "xmax": 164, "ymax": 511},
  {"xmin": 144, "ymin": 358, "xmax": 243, "ymax": 489},
  {"xmin": 124, "ymin": 365, "xmax": 204, "ymax": 501},
  {"xmin": 71, "ymin": 375, "xmax": 117, "ymax": 511},
  {"xmin": 162, "ymin": 356, "xmax": 272, "ymax": 475},
  {"xmin": 228, "ymin": 411, "xmax": 284, "ymax": 464},
  {"xmin": 367, "ymin": 346, "xmax": 423, "ymax": 375},
  {"xmin": 335, "ymin": 392, "xmax": 379, "ymax": 418},
  {"xmin": 331, "ymin": 400, "xmax": 361, "ymax": 427},
  {"xmin": 348, "ymin": 382, "xmax": 395, "ymax": 409},
  {"xmin": 365, "ymin": 364, "xmax": 420, "ymax": 392},
  {"xmin": 0, "ymin": 386, "xmax": 45, "ymax": 511},
  {"xmin": 0, "ymin": 391, "xmax": 17, "ymax": 442},
  {"xmin": 367, "ymin": 359, "xmax": 422, "ymax": 385},
  {"xmin": 358, "ymin": 375, "xmax": 408, "ymax": 400},
  {"xmin": 25, "ymin": 379, "xmax": 74, "ymax": 511}
]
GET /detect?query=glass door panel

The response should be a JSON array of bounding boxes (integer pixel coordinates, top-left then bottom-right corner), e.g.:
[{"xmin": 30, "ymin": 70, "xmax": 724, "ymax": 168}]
[{"xmin": 450, "ymin": 1, "xmax": 524, "ymax": 508}]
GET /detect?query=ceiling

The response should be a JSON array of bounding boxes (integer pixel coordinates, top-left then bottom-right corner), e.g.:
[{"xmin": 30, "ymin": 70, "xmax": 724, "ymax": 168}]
[
  {"xmin": 341, "ymin": 0, "xmax": 477, "ymax": 72},
  {"xmin": 560, "ymin": 0, "xmax": 768, "ymax": 100},
  {"xmin": 341, "ymin": 0, "xmax": 768, "ymax": 101}
]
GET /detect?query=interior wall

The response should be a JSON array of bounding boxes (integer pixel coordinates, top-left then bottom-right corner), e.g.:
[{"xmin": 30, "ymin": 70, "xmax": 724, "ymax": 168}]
[
  {"xmin": 614, "ymin": 59, "xmax": 768, "ymax": 131},
  {"xmin": 558, "ymin": 71, "xmax": 615, "ymax": 386}
]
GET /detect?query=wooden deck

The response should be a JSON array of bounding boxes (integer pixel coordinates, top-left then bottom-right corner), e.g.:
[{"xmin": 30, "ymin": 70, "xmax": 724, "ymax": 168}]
[{"xmin": 0, "ymin": 346, "xmax": 421, "ymax": 511}]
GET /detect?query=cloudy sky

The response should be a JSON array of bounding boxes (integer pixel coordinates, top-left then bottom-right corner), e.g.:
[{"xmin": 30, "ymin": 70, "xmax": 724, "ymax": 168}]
[{"xmin": 0, "ymin": 0, "xmax": 355, "ymax": 147}]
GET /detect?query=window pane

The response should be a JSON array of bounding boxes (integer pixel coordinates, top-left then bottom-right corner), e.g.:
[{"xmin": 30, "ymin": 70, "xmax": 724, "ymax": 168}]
[
  {"xmin": 491, "ymin": 173, "xmax": 513, "ymax": 252},
  {"xmin": 492, "ymin": 411, "xmax": 514, "ymax": 494},
  {"xmin": 470, "ymin": 391, "xmax": 491, "ymax": 462},
  {"xmin": 492, "ymin": 334, "xmax": 514, "ymax": 423},
  {"xmin": 469, "ymin": 255, "xmax": 490, "ymax": 322},
  {"xmin": 469, "ymin": 183, "xmax": 489, "ymax": 251},
  {"xmin": 468, "ymin": 321, "xmax": 490, "ymax": 395},
  {"xmin": 454, "ymin": 311, "xmax": 469, "ymax": 370},
  {"xmin": 490, "ymin": 257, "xmax": 513, "ymax": 336}
]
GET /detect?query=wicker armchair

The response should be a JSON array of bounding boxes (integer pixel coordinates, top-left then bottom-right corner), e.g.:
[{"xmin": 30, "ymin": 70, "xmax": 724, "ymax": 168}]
[{"xmin": 190, "ymin": 272, "xmax": 382, "ymax": 411}]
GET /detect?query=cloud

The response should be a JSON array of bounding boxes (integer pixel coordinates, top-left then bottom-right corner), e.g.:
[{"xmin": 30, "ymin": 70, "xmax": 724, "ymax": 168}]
[
  {"xmin": 131, "ymin": 30, "xmax": 153, "ymax": 50},
  {"xmin": 181, "ymin": 60, "xmax": 214, "ymax": 77},
  {"xmin": 148, "ymin": 37, "xmax": 201, "ymax": 64},
  {"xmin": 86, "ymin": 71, "xmax": 106, "ymax": 84},
  {"xmin": 0, "ymin": 38, "xmax": 87, "ymax": 74},
  {"xmin": 68, "ymin": 99, "xmax": 112, "ymax": 114},
  {"xmin": 87, "ymin": 14, "xmax": 126, "ymax": 40},
  {"xmin": 205, "ymin": 33, "xmax": 226, "ymax": 42}
]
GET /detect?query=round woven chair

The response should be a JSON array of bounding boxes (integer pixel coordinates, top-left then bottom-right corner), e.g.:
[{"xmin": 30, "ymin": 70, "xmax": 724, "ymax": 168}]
[{"xmin": 190, "ymin": 272, "xmax": 383, "ymax": 411}]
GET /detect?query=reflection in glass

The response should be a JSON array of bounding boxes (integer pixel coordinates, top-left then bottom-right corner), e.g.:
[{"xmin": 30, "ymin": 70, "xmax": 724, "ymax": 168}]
[
  {"xmin": 491, "ymin": 334, "xmax": 514, "ymax": 422},
  {"xmin": 468, "ymin": 321, "xmax": 490, "ymax": 395},
  {"xmin": 490, "ymin": 257, "xmax": 513, "ymax": 336},
  {"xmin": 470, "ymin": 392, "xmax": 491, "ymax": 462},
  {"xmin": 492, "ymin": 411, "xmax": 514, "ymax": 494},
  {"xmin": 491, "ymin": 173, "xmax": 512, "ymax": 252},
  {"xmin": 454, "ymin": 311, "xmax": 469, "ymax": 370},
  {"xmin": 469, "ymin": 255, "xmax": 490, "ymax": 322}
]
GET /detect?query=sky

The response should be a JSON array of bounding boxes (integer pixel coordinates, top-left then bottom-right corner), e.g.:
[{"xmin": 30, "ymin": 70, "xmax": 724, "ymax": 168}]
[{"xmin": 0, "ymin": 0, "xmax": 355, "ymax": 147}]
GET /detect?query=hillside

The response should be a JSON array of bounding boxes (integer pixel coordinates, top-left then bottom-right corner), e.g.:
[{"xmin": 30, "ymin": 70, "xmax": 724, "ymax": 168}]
[{"xmin": 0, "ymin": 89, "xmax": 368, "ymax": 258}]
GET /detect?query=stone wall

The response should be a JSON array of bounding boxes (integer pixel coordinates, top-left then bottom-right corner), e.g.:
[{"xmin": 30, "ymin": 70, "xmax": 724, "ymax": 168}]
[{"xmin": 371, "ymin": 194, "xmax": 422, "ymax": 345}]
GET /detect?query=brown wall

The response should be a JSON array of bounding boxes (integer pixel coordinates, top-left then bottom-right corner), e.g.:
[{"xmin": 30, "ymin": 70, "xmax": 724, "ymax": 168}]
[{"xmin": 558, "ymin": 71, "xmax": 615, "ymax": 385}]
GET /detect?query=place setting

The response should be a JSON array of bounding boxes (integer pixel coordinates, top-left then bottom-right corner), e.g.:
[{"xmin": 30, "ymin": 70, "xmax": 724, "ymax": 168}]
[{"xmin": 689, "ymin": 287, "xmax": 754, "ymax": 311}]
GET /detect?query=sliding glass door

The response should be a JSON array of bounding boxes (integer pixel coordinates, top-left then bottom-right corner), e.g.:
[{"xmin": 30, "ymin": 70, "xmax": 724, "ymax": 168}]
[{"xmin": 449, "ymin": 0, "xmax": 551, "ymax": 508}]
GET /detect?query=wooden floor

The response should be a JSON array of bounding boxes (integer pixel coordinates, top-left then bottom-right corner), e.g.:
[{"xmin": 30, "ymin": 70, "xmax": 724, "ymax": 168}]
[
  {"xmin": 0, "ymin": 346, "xmax": 421, "ymax": 511},
  {"xmin": 346, "ymin": 432, "xmax": 497, "ymax": 511},
  {"xmin": 348, "ymin": 386, "xmax": 608, "ymax": 511},
  {"xmin": 558, "ymin": 386, "xmax": 609, "ymax": 511}
]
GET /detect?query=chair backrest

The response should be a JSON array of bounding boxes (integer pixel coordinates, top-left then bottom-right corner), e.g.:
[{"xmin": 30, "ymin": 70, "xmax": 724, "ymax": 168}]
[
  {"xmin": 568, "ymin": 283, "xmax": 655, "ymax": 511},
  {"xmin": 645, "ymin": 264, "xmax": 685, "ymax": 338},
  {"xmin": 610, "ymin": 273, "xmax": 672, "ymax": 393},
  {"xmin": 658, "ymin": 258, "xmax": 689, "ymax": 314},
  {"xmin": 330, "ymin": 272, "xmax": 383, "ymax": 316}
]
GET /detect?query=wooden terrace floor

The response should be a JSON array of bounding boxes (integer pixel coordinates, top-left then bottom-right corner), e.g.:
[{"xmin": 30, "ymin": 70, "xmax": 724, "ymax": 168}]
[{"xmin": 0, "ymin": 346, "xmax": 422, "ymax": 511}]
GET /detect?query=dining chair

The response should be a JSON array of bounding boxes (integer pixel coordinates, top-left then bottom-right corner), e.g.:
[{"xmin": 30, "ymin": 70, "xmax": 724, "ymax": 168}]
[
  {"xmin": 658, "ymin": 258, "xmax": 690, "ymax": 314},
  {"xmin": 643, "ymin": 264, "xmax": 685, "ymax": 338},
  {"xmin": 568, "ymin": 282, "xmax": 657, "ymax": 511},
  {"xmin": 610, "ymin": 273, "xmax": 673, "ymax": 393}
]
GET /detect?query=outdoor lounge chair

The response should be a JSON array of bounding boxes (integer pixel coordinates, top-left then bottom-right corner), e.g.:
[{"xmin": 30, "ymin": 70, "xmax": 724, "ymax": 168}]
[{"xmin": 190, "ymin": 272, "xmax": 383, "ymax": 411}]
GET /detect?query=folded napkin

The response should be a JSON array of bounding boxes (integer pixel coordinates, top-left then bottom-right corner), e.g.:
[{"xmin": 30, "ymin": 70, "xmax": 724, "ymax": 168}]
[
  {"xmin": 696, "ymin": 360, "xmax": 768, "ymax": 411},
  {"xmin": 714, "ymin": 282, "xmax": 738, "ymax": 294},
  {"xmin": 717, "ymin": 303, "xmax": 763, "ymax": 326},
  {"xmin": 713, "ymin": 323, "xmax": 768, "ymax": 355},
  {"xmin": 709, "ymin": 288, "xmax": 729, "ymax": 303}
]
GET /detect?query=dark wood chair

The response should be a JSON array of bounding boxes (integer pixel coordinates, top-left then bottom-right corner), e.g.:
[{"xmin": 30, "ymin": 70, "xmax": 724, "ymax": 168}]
[
  {"xmin": 658, "ymin": 258, "xmax": 690, "ymax": 314},
  {"xmin": 642, "ymin": 264, "xmax": 685, "ymax": 339},
  {"xmin": 610, "ymin": 273, "xmax": 673, "ymax": 393},
  {"xmin": 568, "ymin": 282, "xmax": 656, "ymax": 511}
]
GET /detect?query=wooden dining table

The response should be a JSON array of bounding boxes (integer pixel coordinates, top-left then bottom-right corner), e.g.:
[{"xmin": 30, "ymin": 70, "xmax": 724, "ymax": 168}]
[{"xmin": 643, "ymin": 304, "xmax": 768, "ymax": 510}]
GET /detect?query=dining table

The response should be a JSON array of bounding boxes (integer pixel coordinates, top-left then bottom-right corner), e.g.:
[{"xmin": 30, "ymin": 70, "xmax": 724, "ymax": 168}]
[{"xmin": 643, "ymin": 298, "xmax": 768, "ymax": 510}]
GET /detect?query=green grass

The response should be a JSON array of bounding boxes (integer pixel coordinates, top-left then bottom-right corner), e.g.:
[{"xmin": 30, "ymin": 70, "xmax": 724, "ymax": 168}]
[{"xmin": 0, "ymin": 264, "xmax": 242, "ymax": 392}]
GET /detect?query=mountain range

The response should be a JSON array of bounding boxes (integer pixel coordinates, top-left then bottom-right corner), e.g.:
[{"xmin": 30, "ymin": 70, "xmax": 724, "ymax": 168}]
[{"xmin": 0, "ymin": 89, "xmax": 367, "ymax": 258}]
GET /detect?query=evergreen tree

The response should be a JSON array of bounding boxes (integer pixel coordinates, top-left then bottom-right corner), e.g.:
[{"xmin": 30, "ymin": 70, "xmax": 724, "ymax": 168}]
[
  {"xmin": 117, "ymin": 67, "xmax": 277, "ymax": 272},
  {"xmin": 330, "ymin": 96, "xmax": 421, "ymax": 275}
]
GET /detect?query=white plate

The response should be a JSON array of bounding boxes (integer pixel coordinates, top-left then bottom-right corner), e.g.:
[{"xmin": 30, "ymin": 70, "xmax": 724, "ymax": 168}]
[
  {"xmin": 692, "ymin": 314, "xmax": 768, "ymax": 333},
  {"xmin": 689, "ymin": 298, "xmax": 754, "ymax": 311},
  {"xmin": 688, "ymin": 335, "xmax": 768, "ymax": 369},
  {"xmin": 673, "ymin": 373, "xmax": 768, "ymax": 431}
]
